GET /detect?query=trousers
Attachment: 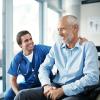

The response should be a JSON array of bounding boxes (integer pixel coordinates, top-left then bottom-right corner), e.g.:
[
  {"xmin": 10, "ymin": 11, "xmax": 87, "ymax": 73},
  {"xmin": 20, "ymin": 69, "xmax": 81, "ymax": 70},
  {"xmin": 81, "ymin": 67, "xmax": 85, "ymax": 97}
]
[
  {"xmin": 4, "ymin": 82, "xmax": 40, "ymax": 100},
  {"xmin": 14, "ymin": 83, "xmax": 90, "ymax": 100}
]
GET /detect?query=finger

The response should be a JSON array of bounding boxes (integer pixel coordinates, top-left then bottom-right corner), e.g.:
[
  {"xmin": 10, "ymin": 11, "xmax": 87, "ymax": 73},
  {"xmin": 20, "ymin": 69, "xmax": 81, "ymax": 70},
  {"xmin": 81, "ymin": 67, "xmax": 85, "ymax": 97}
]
[
  {"xmin": 43, "ymin": 86, "xmax": 52, "ymax": 94},
  {"xmin": 44, "ymin": 90, "xmax": 49, "ymax": 97},
  {"xmin": 79, "ymin": 36, "xmax": 82, "ymax": 39},
  {"xmin": 79, "ymin": 38, "xmax": 84, "ymax": 45},
  {"xmin": 47, "ymin": 92, "xmax": 51, "ymax": 100},
  {"xmin": 44, "ymin": 89, "xmax": 49, "ymax": 94},
  {"xmin": 47, "ymin": 94, "xmax": 51, "ymax": 100},
  {"xmin": 51, "ymin": 94, "xmax": 56, "ymax": 100},
  {"xmin": 52, "ymin": 86, "xmax": 56, "ymax": 89},
  {"xmin": 47, "ymin": 92, "xmax": 55, "ymax": 100},
  {"xmin": 49, "ymin": 93, "xmax": 54, "ymax": 100}
]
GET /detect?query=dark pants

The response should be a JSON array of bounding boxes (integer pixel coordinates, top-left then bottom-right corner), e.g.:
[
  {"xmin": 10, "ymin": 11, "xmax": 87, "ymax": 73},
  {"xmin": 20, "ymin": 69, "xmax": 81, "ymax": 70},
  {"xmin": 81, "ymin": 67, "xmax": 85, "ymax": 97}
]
[
  {"xmin": 14, "ymin": 83, "xmax": 90, "ymax": 100},
  {"xmin": 4, "ymin": 82, "xmax": 40, "ymax": 100}
]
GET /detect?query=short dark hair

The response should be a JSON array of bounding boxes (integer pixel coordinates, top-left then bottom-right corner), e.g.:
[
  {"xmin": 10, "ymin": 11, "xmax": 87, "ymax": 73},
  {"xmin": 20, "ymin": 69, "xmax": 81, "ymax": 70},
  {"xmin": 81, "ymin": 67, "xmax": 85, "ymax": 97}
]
[{"xmin": 16, "ymin": 30, "xmax": 31, "ymax": 45}]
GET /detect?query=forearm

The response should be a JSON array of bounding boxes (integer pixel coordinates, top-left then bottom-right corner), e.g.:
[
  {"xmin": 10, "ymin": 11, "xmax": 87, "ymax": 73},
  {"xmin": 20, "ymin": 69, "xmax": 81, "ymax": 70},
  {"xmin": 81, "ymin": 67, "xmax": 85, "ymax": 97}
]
[
  {"xmin": 38, "ymin": 63, "xmax": 53, "ymax": 86},
  {"xmin": 38, "ymin": 66, "xmax": 51, "ymax": 86},
  {"xmin": 10, "ymin": 76, "xmax": 19, "ymax": 95},
  {"xmin": 11, "ymin": 81, "xmax": 19, "ymax": 95},
  {"xmin": 62, "ymin": 73, "xmax": 99, "ymax": 96},
  {"xmin": 39, "ymin": 46, "xmax": 55, "ymax": 86}
]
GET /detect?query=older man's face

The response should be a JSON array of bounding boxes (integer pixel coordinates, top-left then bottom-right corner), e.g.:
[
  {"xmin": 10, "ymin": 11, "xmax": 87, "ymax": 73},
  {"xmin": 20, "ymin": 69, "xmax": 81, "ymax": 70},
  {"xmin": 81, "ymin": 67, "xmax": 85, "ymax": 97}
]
[{"xmin": 57, "ymin": 19, "xmax": 75, "ymax": 44}]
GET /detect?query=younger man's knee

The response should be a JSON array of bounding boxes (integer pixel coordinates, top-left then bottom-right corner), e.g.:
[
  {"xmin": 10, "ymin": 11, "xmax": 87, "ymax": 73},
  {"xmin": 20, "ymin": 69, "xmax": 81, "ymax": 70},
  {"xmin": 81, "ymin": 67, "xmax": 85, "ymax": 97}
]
[{"xmin": 14, "ymin": 90, "xmax": 26, "ymax": 100}]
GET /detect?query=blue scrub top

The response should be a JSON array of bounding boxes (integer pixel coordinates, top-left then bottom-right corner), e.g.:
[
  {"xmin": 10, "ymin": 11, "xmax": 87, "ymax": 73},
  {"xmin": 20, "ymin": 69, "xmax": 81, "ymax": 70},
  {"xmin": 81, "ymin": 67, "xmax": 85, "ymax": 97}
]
[{"xmin": 8, "ymin": 44, "xmax": 51, "ymax": 84}]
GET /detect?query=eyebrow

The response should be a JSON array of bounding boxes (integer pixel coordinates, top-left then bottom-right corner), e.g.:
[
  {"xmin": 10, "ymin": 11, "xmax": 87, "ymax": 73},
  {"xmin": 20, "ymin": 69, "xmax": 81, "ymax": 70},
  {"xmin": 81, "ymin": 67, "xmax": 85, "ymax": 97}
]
[{"xmin": 24, "ymin": 37, "xmax": 32, "ymax": 42}]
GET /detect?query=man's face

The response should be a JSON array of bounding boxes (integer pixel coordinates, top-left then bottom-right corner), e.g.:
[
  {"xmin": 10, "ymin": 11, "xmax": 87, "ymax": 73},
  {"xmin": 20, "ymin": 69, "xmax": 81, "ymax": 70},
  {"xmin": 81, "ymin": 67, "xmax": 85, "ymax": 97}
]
[
  {"xmin": 20, "ymin": 34, "xmax": 34, "ymax": 53},
  {"xmin": 57, "ymin": 20, "xmax": 76, "ymax": 44}
]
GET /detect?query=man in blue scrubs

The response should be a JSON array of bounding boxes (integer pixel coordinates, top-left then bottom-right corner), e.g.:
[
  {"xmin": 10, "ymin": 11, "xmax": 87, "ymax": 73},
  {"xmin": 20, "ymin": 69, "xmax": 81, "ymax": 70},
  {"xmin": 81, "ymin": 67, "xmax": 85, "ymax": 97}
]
[
  {"xmin": 14, "ymin": 15, "xmax": 99, "ymax": 100},
  {"xmin": 4, "ymin": 30, "xmax": 51, "ymax": 100}
]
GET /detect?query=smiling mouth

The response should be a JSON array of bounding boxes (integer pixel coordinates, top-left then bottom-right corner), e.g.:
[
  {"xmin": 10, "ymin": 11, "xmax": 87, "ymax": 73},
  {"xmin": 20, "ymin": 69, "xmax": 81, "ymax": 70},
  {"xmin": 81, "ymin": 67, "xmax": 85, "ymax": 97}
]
[{"xmin": 28, "ymin": 43, "xmax": 33, "ymax": 47}]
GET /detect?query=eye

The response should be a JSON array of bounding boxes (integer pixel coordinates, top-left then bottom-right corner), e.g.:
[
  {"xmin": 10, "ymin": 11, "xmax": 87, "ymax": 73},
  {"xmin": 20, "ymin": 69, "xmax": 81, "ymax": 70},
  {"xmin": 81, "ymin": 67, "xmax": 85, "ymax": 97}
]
[
  {"xmin": 58, "ymin": 28, "xmax": 65, "ymax": 32},
  {"xmin": 24, "ymin": 39, "xmax": 29, "ymax": 42},
  {"xmin": 30, "ymin": 38, "xmax": 32, "ymax": 40}
]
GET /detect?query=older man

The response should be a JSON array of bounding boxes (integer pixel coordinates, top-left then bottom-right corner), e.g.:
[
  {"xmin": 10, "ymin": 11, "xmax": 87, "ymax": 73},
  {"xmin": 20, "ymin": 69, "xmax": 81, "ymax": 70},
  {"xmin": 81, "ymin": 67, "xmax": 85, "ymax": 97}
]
[{"xmin": 14, "ymin": 15, "xmax": 99, "ymax": 100}]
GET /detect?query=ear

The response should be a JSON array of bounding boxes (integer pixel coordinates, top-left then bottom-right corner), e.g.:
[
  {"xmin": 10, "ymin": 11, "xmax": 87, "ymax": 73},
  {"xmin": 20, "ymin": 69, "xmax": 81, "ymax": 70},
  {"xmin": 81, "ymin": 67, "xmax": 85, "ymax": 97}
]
[
  {"xmin": 19, "ymin": 44, "xmax": 22, "ymax": 48},
  {"xmin": 73, "ymin": 24, "xmax": 79, "ymax": 32},
  {"xmin": 74, "ymin": 24, "xmax": 78, "ymax": 29}
]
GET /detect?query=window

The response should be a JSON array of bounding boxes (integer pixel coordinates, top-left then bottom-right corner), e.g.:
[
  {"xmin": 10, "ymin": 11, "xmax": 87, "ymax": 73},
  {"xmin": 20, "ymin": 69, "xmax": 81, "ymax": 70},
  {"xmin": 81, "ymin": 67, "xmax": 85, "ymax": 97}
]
[
  {"xmin": 44, "ymin": 8, "xmax": 59, "ymax": 46},
  {"xmin": 0, "ymin": 0, "xmax": 3, "ymax": 94},
  {"xmin": 13, "ymin": 0, "xmax": 39, "ymax": 54}
]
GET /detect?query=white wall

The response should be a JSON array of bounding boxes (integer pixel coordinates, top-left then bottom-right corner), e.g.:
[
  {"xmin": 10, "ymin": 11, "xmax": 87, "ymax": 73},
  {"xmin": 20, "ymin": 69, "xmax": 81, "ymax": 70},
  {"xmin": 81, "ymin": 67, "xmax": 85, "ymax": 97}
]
[
  {"xmin": 80, "ymin": 2, "xmax": 100, "ymax": 46},
  {"xmin": 47, "ymin": 0, "xmax": 60, "ymax": 9},
  {"xmin": 62, "ymin": 0, "xmax": 82, "ymax": 21}
]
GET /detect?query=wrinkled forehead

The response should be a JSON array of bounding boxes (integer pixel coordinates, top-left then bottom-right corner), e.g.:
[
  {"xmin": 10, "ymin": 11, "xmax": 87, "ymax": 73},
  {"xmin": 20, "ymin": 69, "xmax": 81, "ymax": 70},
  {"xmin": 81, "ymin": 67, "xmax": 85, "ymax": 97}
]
[{"xmin": 57, "ymin": 18, "xmax": 68, "ymax": 29}]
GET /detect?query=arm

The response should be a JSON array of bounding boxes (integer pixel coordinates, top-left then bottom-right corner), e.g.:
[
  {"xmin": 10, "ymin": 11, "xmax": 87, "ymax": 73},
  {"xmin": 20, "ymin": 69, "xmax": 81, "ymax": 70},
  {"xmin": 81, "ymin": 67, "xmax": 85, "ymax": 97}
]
[
  {"xmin": 10, "ymin": 75, "xmax": 19, "ymax": 95},
  {"xmin": 38, "ymin": 46, "xmax": 55, "ymax": 86},
  {"xmin": 40, "ymin": 45, "xmax": 51, "ymax": 56},
  {"xmin": 62, "ymin": 42, "xmax": 99, "ymax": 96},
  {"xmin": 8, "ymin": 53, "xmax": 22, "ymax": 94},
  {"xmin": 46, "ymin": 87, "xmax": 64, "ymax": 100}
]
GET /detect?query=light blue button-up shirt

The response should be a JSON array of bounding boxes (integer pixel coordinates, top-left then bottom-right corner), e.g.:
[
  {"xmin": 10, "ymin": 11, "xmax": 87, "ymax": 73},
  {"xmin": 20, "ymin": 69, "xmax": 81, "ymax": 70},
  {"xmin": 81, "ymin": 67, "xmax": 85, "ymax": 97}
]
[{"xmin": 39, "ymin": 40, "xmax": 99, "ymax": 96}]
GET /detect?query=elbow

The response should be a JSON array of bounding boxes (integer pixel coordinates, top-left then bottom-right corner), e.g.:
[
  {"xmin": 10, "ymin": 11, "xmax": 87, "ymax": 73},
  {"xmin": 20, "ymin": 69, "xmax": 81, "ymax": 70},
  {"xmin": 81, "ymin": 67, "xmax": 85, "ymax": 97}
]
[
  {"xmin": 91, "ymin": 72, "xmax": 99, "ymax": 85},
  {"xmin": 95, "ymin": 74, "xmax": 99, "ymax": 84},
  {"xmin": 10, "ymin": 76, "xmax": 17, "ymax": 84}
]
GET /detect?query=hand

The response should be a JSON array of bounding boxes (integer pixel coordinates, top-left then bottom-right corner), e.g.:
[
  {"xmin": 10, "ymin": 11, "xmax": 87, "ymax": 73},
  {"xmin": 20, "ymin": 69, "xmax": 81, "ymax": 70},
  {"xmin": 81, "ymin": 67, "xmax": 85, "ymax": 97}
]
[
  {"xmin": 43, "ymin": 85, "xmax": 56, "ymax": 97},
  {"xmin": 46, "ymin": 88, "xmax": 64, "ymax": 100},
  {"xmin": 79, "ymin": 37, "xmax": 88, "ymax": 45},
  {"xmin": 15, "ymin": 91, "xmax": 19, "ymax": 95}
]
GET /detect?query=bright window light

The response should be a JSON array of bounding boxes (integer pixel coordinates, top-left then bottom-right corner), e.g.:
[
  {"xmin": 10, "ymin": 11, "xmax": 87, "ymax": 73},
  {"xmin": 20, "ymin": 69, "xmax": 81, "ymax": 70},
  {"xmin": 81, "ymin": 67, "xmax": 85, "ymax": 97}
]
[
  {"xmin": 13, "ymin": 0, "xmax": 39, "ymax": 54},
  {"xmin": 44, "ymin": 8, "xmax": 59, "ymax": 46}
]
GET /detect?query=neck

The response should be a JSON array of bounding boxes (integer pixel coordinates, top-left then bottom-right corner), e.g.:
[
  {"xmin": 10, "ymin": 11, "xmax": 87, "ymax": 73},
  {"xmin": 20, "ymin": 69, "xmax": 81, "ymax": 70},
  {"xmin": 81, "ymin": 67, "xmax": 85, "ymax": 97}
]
[
  {"xmin": 23, "ymin": 50, "xmax": 32, "ymax": 56},
  {"xmin": 66, "ymin": 37, "xmax": 78, "ymax": 48}
]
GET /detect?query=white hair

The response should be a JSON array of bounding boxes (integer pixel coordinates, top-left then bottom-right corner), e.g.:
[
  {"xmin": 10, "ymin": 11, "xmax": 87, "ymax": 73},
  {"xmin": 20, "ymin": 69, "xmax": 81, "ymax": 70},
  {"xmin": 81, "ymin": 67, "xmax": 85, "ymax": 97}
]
[{"xmin": 66, "ymin": 15, "xmax": 79, "ymax": 26}]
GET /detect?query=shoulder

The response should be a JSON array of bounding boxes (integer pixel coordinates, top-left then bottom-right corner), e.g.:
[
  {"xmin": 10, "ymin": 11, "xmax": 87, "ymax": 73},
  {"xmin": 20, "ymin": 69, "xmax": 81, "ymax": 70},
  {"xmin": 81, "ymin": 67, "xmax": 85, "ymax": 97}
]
[
  {"xmin": 82, "ymin": 41, "xmax": 96, "ymax": 48},
  {"xmin": 81, "ymin": 41, "xmax": 97, "ymax": 52},
  {"xmin": 35, "ymin": 44, "xmax": 51, "ymax": 50},
  {"xmin": 13, "ymin": 51, "xmax": 23, "ymax": 62}
]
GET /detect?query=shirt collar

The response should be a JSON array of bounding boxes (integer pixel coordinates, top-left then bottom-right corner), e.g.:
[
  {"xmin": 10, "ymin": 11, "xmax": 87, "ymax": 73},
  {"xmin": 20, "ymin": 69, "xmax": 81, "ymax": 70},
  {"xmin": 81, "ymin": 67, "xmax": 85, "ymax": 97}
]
[{"xmin": 60, "ymin": 39, "xmax": 80, "ymax": 49}]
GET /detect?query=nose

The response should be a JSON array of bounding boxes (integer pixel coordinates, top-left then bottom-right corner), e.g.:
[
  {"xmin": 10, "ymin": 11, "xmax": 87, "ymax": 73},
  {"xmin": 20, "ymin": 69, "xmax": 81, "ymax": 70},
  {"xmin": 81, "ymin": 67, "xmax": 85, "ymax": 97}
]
[
  {"xmin": 58, "ymin": 28, "xmax": 62, "ymax": 32},
  {"xmin": 28, "ymin": 39, "xmax": 33, "ymax": 44},
  {"xmin": 58, "ymin": 30, "xmax": 63, "ymax": 37},
  {"xmin": 58, "ymin": 28, "xmax": 62, "ymax": 34}
]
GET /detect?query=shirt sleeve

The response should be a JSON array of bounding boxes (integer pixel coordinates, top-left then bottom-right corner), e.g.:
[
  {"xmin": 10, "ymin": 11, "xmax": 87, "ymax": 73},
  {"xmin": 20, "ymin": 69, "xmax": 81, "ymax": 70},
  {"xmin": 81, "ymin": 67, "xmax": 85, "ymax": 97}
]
[
  {"xmin": 62, "ymin": 42, "xmax": 99, "ymax": 96},
  {"xmin": 38, "ymin": 46, "xmax": 55, "ymax": 86},
  {"xmin": 8, "ymin": 58, "xmax": 19, "ymax": 77}
]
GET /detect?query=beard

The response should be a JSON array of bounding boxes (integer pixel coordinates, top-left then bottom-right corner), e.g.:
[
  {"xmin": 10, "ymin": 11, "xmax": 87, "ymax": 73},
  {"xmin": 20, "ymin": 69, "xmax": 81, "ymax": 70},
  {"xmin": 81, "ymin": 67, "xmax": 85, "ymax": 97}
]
[
  {"xmin": 65, "ymin": 34, "xmax": 73, "ymax": 44},
  {"xmin": 54, "ymin": 33, "xmax": 73, "ymax": 44}
]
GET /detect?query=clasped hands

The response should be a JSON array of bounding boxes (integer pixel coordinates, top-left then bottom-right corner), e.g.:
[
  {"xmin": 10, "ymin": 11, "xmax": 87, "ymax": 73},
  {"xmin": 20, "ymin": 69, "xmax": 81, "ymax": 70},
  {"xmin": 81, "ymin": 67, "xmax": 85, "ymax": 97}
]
[{"xmin": 43, "ymin": 85, "xmax": 64, "ymax": 100}]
